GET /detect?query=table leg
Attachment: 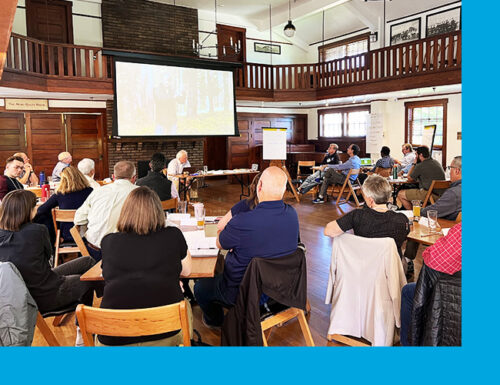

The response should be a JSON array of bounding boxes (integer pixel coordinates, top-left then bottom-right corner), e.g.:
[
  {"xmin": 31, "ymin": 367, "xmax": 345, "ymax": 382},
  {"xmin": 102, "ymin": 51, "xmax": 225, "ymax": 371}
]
[{"xmin": 234, "ymin": 174, "xmax": 250, "ymax": 200}]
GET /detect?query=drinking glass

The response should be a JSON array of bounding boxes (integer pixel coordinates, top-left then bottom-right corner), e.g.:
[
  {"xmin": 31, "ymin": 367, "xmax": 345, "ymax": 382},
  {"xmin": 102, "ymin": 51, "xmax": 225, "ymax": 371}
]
[
  {"xmin": 194, "ymin": 205, "xmax": 205, "ymax": 229},
  {"xmin": 427, "ymin": 210, "xmax": 438, "ymax": 234},
  {"xmin": 203, "ymin": 165, "xmax": 208, "ymax": 174},
  {"xmin": 411, "ymin": 200, "xmax": 421, "ymax": 221},
  {"xmin": 177, "ymin": 200, "xmax": 187, "ymax": 214}
]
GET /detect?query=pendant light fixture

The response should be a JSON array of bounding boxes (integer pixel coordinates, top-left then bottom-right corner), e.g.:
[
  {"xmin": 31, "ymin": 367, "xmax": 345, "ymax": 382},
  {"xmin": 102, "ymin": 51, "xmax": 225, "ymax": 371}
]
[{"xmin": 283, "ymin": 0, "xmax": 296, "ymax": 37}]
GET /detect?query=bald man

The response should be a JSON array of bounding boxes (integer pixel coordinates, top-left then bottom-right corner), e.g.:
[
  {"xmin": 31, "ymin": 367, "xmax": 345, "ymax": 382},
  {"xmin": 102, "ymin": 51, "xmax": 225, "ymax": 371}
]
[{"xmin": 194, "ymin": 166, "xmax": 299, "ymax": 328}]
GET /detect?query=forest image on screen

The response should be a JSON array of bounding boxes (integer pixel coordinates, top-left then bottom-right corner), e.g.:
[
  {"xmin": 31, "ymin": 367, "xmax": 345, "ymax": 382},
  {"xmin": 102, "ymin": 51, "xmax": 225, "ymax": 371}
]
[{"xmin": 116, "ymin": 61, "xmax": 236, "ymax": 136}]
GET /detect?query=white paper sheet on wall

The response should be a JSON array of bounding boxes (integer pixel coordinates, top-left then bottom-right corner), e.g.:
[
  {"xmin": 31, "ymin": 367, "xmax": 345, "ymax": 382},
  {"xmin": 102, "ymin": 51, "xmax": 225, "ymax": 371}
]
[
  {"xmin": 263, "ymin": 128, "xmax": 287, "ymax": 160},
  {"xmin": 366, "ymin": 113, "xmax": 384, "ymax": 154}
]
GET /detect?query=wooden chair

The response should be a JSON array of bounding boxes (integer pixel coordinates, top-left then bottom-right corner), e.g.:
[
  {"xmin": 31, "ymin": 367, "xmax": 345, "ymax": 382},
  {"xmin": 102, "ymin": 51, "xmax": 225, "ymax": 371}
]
[
  {"xmin": 374, "ymin": 167, "xmax": 392, "ymax": 177},
  {"xmin": 51, "ymin": 209, "xmax": 79, "ymax": 267},
  {"xmin": 455, "ymin": 212, "xmax": 462, "ymax": 222},
  {"xmin": 422, "ymin": 180, "xmax": 451, "ymax": 208},
  {"xmin": 327, "ymin": 333, "xmax": 371, "ymax": 347},
  {"xmin": 36, "ymin": 301, "xmax": 80, "ymax": 345},
  {"xmin": 261, "ymin": 306, "xmax": 314, "ymax": 347},
  {"xmin": 328, "ymin": 169, "xmax": 365, "ymax": 207},
  {"xmin": 69, "ymin": 226, "xmax": 90, "ymax": 257},
  {"xmin": 161, "ymin": 197, "xmax": 178, "ymax": 212},
  {"xmin": 296, "ymin": 161, "xmax": 316, "ymax": 184},
  {"xmin": 75, "ymin": 300, "xmax": 191, "ymax": 347}
]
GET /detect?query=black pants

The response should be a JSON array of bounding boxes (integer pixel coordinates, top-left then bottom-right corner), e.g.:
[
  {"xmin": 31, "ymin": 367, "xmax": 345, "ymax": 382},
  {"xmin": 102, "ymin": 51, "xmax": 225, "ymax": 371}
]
[{"xmin": 42, "ymin": 256, "xmax": 97, "ymax": 313}]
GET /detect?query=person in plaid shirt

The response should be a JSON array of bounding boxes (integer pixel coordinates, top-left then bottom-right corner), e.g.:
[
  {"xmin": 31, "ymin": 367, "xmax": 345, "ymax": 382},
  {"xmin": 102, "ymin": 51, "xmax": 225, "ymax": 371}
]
[{"xmin": 399, "ymin": 222, "xmax": 462, "ymax": 345}]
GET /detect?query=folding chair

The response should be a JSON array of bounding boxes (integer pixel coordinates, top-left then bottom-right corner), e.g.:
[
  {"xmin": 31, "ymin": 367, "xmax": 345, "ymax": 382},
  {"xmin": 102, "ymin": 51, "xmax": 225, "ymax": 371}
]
[
  {"xmin": 75, "ymin": 300, "xmax": 191, "ymax": 347},
  {"xmin": 161, "ymin": 197, "xmax": 178, "ymax": 212},
  {"xmin": 422, "ymin": 180, "xmax": 451, "ymax": 208},
  {"xmin": 36, "ymin": 302, "xmax": 80, "ymax": 345},
  {"xmin": 261, "ymin": 305, "xmax": 314, "ymax": 347},
  {"xmin": 296, "ymin": 161, "xmax": 316, "ymax": 185},
  {"xmin": 329, "ymin": 169, "xmax": 365, "ymax": 207},
  {"xmin": 51, "ymin": 209, "xmax": 79, "ymax": 267}
]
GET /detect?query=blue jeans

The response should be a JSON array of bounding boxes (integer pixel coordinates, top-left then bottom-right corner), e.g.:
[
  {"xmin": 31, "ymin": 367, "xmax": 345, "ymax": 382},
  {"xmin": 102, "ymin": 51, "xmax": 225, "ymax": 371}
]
[
  {"xmin": 400, "ymin": 282, "xmax": 416, "ymax": 346},
  {"xmin": 299, "ymin": 171, "xmax": 322, "ymax": 193},
  {"xmin": 194, "ymin": 274, "xmax": 233, "ymax": 327}
]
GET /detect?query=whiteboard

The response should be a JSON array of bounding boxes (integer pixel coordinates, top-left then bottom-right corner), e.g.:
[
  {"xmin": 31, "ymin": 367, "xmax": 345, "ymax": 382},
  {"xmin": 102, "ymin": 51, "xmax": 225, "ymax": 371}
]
[
  {"xmin": 366, "ymin": 113, "xmax": 384, "ymax": 154},
  {"xmin": 263, "ymin": 128, "xmax": 287, "ymax": 160}
]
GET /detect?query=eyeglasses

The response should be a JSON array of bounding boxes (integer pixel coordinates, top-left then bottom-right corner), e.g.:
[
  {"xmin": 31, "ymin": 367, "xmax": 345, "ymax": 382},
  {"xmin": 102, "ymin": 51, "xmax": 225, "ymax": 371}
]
[{"xmin": 446, "ymin": 166, "xmax": 460, "ymax": 171}]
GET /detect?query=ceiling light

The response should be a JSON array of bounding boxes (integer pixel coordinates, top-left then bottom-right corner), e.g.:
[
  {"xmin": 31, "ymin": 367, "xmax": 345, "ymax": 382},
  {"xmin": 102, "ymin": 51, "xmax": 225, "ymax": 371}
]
[{"xmin": 284, "ymin": 0, "xmax": 296, "ymax": 37}]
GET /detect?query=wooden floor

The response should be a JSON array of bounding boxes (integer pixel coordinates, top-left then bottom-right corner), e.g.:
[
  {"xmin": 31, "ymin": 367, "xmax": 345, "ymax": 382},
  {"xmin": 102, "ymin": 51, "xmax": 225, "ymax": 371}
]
[{"xmin": 32, "ymin": 179, "xmax": 423, "ymax": 347}]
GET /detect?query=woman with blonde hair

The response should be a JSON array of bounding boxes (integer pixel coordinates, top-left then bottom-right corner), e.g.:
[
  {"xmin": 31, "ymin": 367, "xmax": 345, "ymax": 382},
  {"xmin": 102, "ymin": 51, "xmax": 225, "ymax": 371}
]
[
  {"xmin": 97, "ymin": 186, "xmax": 192, "ymax": 346},
  {"xmin": 35, "ymin": 166, "xmax": 92, "ymax": 244}
]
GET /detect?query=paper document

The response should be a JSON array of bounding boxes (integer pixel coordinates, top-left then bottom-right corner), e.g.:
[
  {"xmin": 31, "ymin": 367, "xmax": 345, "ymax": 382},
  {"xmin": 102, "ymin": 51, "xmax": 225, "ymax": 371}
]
[
  {"xmin": 399, "ymin": 210, "xmax": 413, "ymax": 219},
  {"xmin": 180, "ymin": 218, "xmax": 198, "ymax": 226},
  {"xmin": 167, "ymin": 213, "xmax": 190, "ymax": 221},
  {"xmin": 182, "ymin": 230, "xmax": 217, "ymax": 254}
]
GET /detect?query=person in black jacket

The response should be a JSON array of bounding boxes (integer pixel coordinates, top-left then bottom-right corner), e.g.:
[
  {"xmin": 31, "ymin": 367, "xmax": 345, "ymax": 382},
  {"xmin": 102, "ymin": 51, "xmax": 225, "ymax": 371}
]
[
  {"xmin": 1, "ymin": 156, "xmax": 25, "ymax": 200},
  {"xmin": 0, "ymin": 190, "xmax": 96, "ymax": 345},
  {"xmin": 136, "ymin": 153, "xmax": 178, "ymax": 201},
  {"xmin": 297, "ymin": 143, "xmax": 340, "ymax": 194}
]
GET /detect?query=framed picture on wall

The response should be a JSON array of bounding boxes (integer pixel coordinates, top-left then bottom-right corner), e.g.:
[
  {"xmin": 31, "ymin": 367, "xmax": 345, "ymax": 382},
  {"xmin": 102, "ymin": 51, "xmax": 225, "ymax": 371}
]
[
  {"xmin": 254, "ymin": 42, "xmax": 281, "ymax": 55},
  {"xmin": 426, "ymin": 6, "xmax": 461, "ymax": 37},
  {"xmin": 390, "ymin": 18, "xmax": 421, "ymax": 46}
]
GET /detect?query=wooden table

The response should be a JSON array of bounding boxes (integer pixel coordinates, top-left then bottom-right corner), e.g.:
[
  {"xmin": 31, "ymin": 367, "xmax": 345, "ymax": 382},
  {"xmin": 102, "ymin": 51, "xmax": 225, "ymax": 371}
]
[
  {"xmin": 407, "ymin": 218, "xmax": 456, "ymax": 246},
  {"xmin": 80, "ymin": 223, "xmax": 219, "ymax": 281},
  {"xmin": 174, "ymin": 169, "xmax": 259, "ymax": 200}
]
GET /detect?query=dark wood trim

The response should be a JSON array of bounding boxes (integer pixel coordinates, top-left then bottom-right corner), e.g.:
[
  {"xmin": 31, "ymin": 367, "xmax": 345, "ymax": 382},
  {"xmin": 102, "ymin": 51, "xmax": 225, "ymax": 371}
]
[
  {"xmin": 318, "ymin": 32, "xmax": 370, "ymax": 62},
  {"xmin": 26, "ymin": 0, "xmax": 74, "ymax": 44},
  {"xmin": 404, "ymin": 98, "xmax": 448, "ymax": 167}
]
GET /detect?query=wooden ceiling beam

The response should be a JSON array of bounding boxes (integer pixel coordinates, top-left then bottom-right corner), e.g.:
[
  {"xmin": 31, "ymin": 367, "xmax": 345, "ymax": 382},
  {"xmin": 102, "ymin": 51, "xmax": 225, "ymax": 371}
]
[{"xmin": 0, "ymin": 0, "xmax": 18, "ymax": 80}]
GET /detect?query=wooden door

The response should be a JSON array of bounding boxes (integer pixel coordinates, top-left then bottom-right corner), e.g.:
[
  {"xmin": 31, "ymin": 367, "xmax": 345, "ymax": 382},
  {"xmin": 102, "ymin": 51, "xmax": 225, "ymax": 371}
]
[
  {"xmin": 204, "ymin": 137, "xmax": 227, "ymax": 171},
  {"xmin": 26, "ymin": 0, "xmax": 74, "ymax": 44},
  {"xmin": 217, "ymin": 24, "xmax": 246, "ymax": 63},
  {"xmin": 0, "ymin": 113, "xmax": 26, "ymax": 163},
  {"xmin": 227, "ymin": 119, "xmax": 252, "ymax": 170},
  {"xmin": 66, "ymin": 114, "xmax": 106, "ymax": 179},
  {"xmin": 26, "ymin": 113, "xmax": 66, "ymax": 177}
]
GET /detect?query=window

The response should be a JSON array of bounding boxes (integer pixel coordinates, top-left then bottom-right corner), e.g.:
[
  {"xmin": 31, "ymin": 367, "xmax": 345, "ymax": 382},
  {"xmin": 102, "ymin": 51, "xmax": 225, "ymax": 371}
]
[
  {"xmin": 319, "ymin": 107, "xmax": 370, "ymax": 138},
  {"xmin": 318, "ymin": 33, "xmax": 369, "ymax": 63},
  {"xmin": 405, "ymin": 99, "xmax": 448, "ymax": 166}
]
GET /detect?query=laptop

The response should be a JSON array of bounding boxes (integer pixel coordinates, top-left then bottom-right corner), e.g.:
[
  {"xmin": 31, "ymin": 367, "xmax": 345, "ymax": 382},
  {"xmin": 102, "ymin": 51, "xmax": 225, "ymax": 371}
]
[{"xmin": 360, "ymin": 158, "xmax": 372, "ymax": 166}]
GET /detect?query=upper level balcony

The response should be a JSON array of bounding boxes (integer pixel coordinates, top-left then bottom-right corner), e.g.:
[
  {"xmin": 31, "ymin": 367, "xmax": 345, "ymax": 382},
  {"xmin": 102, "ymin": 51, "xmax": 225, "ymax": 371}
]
[{"xmin": 1, "ymin": 31, "xmax": 460, "ymax": 101}]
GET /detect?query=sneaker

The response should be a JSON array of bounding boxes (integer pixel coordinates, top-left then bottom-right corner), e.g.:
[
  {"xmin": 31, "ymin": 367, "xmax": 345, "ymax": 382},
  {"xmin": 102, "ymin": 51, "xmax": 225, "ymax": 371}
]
[
  {"xmin": 314, "ymin": 178, "xmax": 323, "ymax": 183},
  {"xmin": 202, "ymin": 315, "xmax": 222, "ymax": 331},
  {"xmin": 312, "ymin": 197, "xmax": 325, "ymax": 204},
  {"xmin": 75, "ymin": 326, "xmax": 84, "ymax": 347},
  {"xmin": 406, "ymin": 260, "xmax": 414, "ymax": 275}
]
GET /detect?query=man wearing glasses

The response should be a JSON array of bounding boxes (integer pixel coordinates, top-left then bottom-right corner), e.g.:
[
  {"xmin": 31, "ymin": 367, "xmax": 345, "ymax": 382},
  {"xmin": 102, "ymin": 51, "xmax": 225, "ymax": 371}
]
[
  {"xmin": 14, "ymin": 152, "xmax": 39, "ymax": 187},
  {"xmin": 0, "ymin": 156, "xmax": 25, "ymax": 201}
]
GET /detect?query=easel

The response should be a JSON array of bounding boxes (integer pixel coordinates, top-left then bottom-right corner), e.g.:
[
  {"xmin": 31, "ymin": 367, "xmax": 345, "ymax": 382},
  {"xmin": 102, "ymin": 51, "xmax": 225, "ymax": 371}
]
[{"xmin": 270, "ymin": 160, "xmax": 300, "ymax": 202}]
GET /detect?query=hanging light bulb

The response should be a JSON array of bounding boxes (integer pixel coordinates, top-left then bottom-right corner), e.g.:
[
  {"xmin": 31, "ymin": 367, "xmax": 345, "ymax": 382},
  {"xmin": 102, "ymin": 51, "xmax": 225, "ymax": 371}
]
[{"xmin": 284, "ymin": 0, "xmax": 296, "ymax": 37}]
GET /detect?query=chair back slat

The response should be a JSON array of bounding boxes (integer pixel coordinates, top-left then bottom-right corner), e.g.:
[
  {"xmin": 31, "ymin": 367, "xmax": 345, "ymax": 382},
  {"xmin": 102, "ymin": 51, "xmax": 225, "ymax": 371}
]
[{"xmin": 161, "ymin": 197, "xmax": 178, "ymax": 211}]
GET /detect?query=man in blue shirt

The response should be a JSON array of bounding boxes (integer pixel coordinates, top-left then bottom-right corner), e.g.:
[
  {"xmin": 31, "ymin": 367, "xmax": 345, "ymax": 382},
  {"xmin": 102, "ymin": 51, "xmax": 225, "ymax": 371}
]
[
  {"xmin": 194, "ymin": 166, "xmax": 299, "ymax": 328},
  {"xmin": 313, "ymin": 144, "xmax": 361, "ymax": 204}
]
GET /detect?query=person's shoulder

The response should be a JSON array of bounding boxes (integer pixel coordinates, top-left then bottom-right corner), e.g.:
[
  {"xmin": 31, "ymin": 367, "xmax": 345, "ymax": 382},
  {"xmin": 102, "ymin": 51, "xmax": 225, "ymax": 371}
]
[
  {"xmin": 387, "ymin": 210, "xmax": 409, "ymax": 222},
  {"xmin": 22, "ymin": 222, "xmax": 49, "ymax": 237}
]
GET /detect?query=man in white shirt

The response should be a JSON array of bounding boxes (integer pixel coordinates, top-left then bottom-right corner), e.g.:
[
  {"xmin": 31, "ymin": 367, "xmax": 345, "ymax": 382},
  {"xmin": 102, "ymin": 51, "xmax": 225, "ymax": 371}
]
[
  {"xmin": 74, "ymin": 161, "xmax": 138, "ymax": 261},
  {"xmin": 167, "ymin": 150, "xmax": 191, "ymax": 194},
  {"xmin": 395, "ymin": 143, "xmax": 416, "ymax": 176},
  {"xmin": 77, "ymin": 158, "xmax": 101, "ymax": 189}
]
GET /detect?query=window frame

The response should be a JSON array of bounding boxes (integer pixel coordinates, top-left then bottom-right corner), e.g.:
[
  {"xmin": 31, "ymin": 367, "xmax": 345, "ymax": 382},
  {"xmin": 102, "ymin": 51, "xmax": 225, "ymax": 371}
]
[
  {"xmin": 318, "ymin": 32, "xmax": 370, "ymax": 63},
  {"xmin": 405, "ymin": 98, "xmax": 448, "ymax": 167},
  {"xmin": 317, "ymin": 105, "xmax": 371, "ymax": 140}
]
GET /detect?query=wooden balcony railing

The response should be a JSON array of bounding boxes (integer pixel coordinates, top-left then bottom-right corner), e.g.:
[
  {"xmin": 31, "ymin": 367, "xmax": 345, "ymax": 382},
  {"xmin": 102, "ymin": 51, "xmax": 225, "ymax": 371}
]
[
  {"xmin": 237, "ymin": 31, "xmax": 461, "ymax": 92},
  {"xmin": 5, "ymin": 33, "xmax": 112, "ymax": 80}
]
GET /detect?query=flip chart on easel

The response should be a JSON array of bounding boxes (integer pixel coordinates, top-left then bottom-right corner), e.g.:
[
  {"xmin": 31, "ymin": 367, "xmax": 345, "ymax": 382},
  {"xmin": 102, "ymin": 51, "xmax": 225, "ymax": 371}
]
[
  {"xmin": 422, "ymin": 124, "xmax": 436, "ymax": 152},
  {"xmin": 263, "ymin": 128, "xmax": 287, "ymax": 160}
]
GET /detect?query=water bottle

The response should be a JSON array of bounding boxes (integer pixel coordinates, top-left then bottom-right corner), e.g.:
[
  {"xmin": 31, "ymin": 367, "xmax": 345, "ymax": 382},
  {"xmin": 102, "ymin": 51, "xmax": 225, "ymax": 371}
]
[
  {"xmin": 41, "ymin": 183, "xmax": 50, "ymax": 199},
  {"xmin": 392, "ymin": 166, "xmax": 398, "ymax": 179},
  {"xmin": 39, "ymin": 171, "xmax": 46, "ymax": 187}
]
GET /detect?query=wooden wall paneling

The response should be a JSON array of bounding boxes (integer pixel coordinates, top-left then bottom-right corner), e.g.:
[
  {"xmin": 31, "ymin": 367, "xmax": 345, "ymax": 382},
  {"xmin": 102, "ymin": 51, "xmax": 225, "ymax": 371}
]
[
  {"xmin": 0, "ymin": 113, "xmax": 26, "ymax": 163},
  {"xmin": 216, "ymin": 24, "xmax": 246, "ymax": 63},
  {"xmin": 66, "ymin": 114, "xmax": 105, "ymax": 179},
  {"xmin": 28, "ymin": 113, "xmax": 66, "ymax": 176},
  {"xmin": 204, "ymin": 136, "xmax": 227, "ymax": 172},
  {"xmin": 26, "ymin": 0, "xmax": 74, "ymax": 44},
  {"xmin": 227, "ymin": 119, "xmax": 251, "ymax": 169}
]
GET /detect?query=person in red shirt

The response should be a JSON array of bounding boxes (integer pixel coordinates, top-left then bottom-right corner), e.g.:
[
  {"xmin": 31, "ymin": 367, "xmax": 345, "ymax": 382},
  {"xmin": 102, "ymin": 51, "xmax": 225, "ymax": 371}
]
[{"xmin": 400, "ymin": 222, "xmax": 461, "ymax": 345}]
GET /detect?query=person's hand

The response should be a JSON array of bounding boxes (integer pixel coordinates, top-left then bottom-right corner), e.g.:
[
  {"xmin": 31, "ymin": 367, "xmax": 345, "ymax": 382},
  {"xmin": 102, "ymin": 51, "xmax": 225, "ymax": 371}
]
[
  {"xmin": 398, "ymin": 170, "xmax": 404, "ymax": 177},
  {"xmin": 24, "ymin": 163, "xmax": 33, "ymax": 172},
  {"xmin": 320, "ymin": 165, "xmax": 327, "ymax": 171}
]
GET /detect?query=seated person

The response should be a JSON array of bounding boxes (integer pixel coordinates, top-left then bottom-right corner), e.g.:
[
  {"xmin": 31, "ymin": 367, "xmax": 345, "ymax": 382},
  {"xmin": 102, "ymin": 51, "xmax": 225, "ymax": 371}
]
[
  {"xmin": 395, "ymin": 143, "xmax": 416, "ymax": 176},
  {"xmin": 77, "ymin": 158, "xmax": 100, "ymax": 189},
  {"xmin": 52, "ymin": 152, "xmax": 72, "ymax": 182},
  {"xmin": 194, "ymin": 166, "xmax": 299, "ymax": 328},
  {"xmin": 0, "ymin": 190, "xmax": 97, "ymax": 346},
  {"xmin": 397, "ymin": 146, "xmax": 445, "ymax": 210},
  {"xmin": 404, "ymin": 155, "xmax": 462, "ymax": 269},
  {"xmin": 313, "ymin": 144, "xmax": 361, "ymax": 204},
  {"xmin": 400, "ymin": 222, "xmax": 462, "ymax": 346},
  {"xmin": 217, "ymin": 172, "xmax": 261, "ymax": 232},
  {"xmin": 358, "ymin": 146, "xmax": 395, "ymax": 184},
  {"xmin": 97, "ymin": 187, "xmax": 192, "ymax": 346},
  {"xmin": 297, "ymin": 143, "xmax": 340, "ymax": 194},
  {"xmin": 324, "ymin": 174, "xmax": 410, "ymax": 257},
  {"xmin": 14, "ymin": 152, "xmax": 39, "ymax": 187},
  {"xmin": 34, "ymin": 166, "xmax": 93, "ymax": 245},
  {"xmin": 0, "ymin": 156, "xmax": 25, "ymax": 201},
  {"xmin": 136, "ymin": 152, "xmax": 178, "ymax": 201},
  {"xmin": 74, "ymin": 161, "xmax": 138, "ymax": 262}
]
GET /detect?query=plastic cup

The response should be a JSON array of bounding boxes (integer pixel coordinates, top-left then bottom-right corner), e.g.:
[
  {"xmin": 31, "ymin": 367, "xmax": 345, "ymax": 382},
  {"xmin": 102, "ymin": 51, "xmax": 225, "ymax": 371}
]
[
  {"xmin": 194, "ymin": 204, "xmax": 205, "ymax": 229},
  {"xmin": 177, "ymin": 200, "xmax": 187, "ymax": 214},
  {"xmin": 412, "ymin": 200, "xmax": 421, "ymax": 220},
  {"xmin": 427, "ymin": 210, "xmax": 438, "ymax": 234}
]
